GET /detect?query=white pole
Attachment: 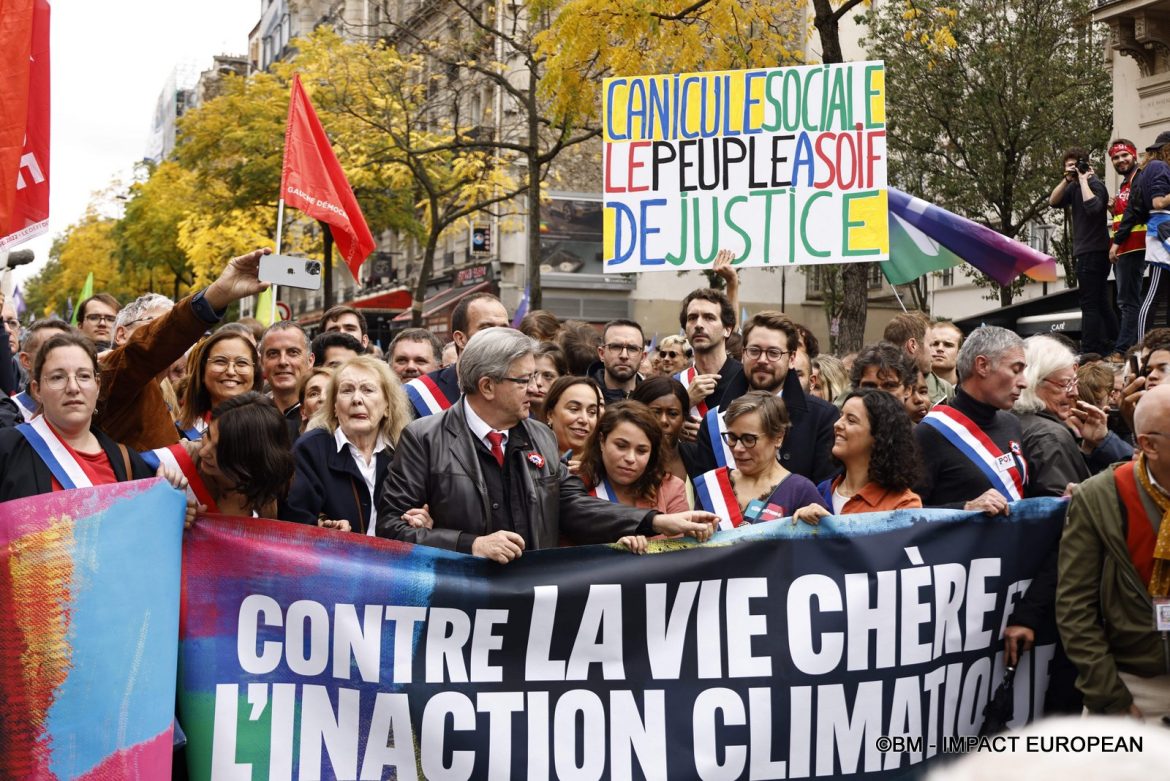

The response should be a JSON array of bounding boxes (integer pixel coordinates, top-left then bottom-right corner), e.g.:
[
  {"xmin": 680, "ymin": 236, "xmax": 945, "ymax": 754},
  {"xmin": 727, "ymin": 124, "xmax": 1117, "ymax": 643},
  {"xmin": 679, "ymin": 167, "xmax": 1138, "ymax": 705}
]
[
  {"xmin": 890, "ymin": 281, "xmax": 909, "ymax": 313},
  {"xmin": 272, "ymin": 198, "xmax": 285, "ymax": 323}
]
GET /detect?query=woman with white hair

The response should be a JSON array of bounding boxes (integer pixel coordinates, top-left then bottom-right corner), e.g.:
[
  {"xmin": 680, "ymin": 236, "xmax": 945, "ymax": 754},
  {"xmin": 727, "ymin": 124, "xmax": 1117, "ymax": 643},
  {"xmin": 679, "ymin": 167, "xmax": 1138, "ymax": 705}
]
[
  {"xmin": 1013, "ymin": 334, "xmax": 1131, "ymax": 496},
  {"xmin": 281, "ymin": 355, "xmax": 413, "ymax": 534}
]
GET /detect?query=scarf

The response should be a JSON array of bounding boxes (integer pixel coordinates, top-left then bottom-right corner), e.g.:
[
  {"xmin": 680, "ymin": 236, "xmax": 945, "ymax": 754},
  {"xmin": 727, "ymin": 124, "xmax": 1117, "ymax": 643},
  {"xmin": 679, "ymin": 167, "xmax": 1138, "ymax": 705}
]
[{"xmin": 1134, "ymin": 453, "xmax": 1170, "ymax": 597}]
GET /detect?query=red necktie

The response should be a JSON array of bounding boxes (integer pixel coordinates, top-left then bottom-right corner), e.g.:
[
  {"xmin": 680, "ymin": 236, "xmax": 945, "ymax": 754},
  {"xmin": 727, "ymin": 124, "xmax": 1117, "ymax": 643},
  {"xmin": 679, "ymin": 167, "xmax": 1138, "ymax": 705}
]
[{"xmin": 486, "ymin": 431, "xmax": 505, "ymax": 468}]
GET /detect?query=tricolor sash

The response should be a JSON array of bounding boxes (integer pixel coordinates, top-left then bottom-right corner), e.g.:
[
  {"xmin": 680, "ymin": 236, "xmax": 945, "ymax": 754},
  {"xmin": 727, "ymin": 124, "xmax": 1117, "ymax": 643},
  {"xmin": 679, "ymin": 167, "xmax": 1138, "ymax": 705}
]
[
  {"xmin": 176, "ymin": 416, "xmax": 207, "ymax": 441},
  {"xmin": 16, "ymin": 416, "xmax": 94, "ymax": 490},
  {"xmin": 405, "ymin": 375, "xmax": 453, "ymax": 417},
  {"xmin": 673, "ymin": 366, "xmax": 709, "ymax": 419},
  {"xmin": 12, "ymin": 390, "xmax": 37, "ymax": 420},
  {"xmin": 693, "ymin": 467, "xmax": 744, "ymax": 530},
  {"xmin": 141, "ymin": 443, "xmax": 218, "ymax": 512},
  {"xmin": 704, "ymin": 407, "xmax": 734, "ymax": 469},
  {"xmin": 921, "ymin": 406, "xmax": 1026, "ymax": 501},
  {"xmin": 589, "ymin": 478, "xmax": 618, "ymax": 503}
]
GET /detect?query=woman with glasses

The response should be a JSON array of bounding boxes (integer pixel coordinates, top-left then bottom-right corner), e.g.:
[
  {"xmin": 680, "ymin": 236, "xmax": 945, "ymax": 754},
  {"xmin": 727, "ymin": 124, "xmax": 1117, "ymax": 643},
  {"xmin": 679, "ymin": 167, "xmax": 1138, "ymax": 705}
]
[
  {"xmin": 1013, "ymin": 335, "xmax": 1131, "ymax": 495},
  {"xmin": 175, "ymin": 331, "xmax": 262, "ymax": 440},
  {"xmin": 543, "ymin": 376, "xmax": 604, "ymax": 470},
  {"xmin": 528, "ymin": 343, "xmax": 567, "ymax": 421},
  {"xmin": 281, "ymin": 356, "xmax": 412, "ymax": 534},
  {"xmin": 656, "ymin": 335, "xmax": 693, "ymax": 378},
  {"xmin": 0, "ymin": 333, "xmax": 192, "ymax": 504},
  {"xmin": 792, "ymin": 390, "xmax": 922, "ymax": 526},
  {"xmin": 695, "ymin": 391, "xmax": 824, "ymax": 523}
]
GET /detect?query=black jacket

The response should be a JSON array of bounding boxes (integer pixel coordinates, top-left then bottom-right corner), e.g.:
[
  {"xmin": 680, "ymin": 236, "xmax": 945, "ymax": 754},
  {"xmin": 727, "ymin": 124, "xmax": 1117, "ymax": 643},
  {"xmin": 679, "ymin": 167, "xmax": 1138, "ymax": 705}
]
[
  {"xmin": 586, "ymin": 360, "xmax": 641, "ymax": 404},
  {"xmin": 0, "ymin": 425, "xmax": 153, "ymax": 502},
  {"xmin": 281, "ymin": 427, "xmax": 393, "ymax": 534},
  {"xmin": 914, "ymin": 388, "xmax": 1030, "ymax": 506},
  {"xmin": 680, "ymin": 367, "xmax": 840, "ymax": 484},
  {"xmin": 376, "ymin": 399, "xmax": 654, "ymax": 551}
]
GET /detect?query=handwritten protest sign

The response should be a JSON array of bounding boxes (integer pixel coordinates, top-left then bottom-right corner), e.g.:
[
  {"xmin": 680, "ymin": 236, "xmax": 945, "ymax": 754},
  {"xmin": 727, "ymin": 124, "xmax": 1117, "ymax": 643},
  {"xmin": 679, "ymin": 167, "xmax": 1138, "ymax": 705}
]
[{"xmin": 603, "ymin": 62, "xmax": 888, "ymax": 272}]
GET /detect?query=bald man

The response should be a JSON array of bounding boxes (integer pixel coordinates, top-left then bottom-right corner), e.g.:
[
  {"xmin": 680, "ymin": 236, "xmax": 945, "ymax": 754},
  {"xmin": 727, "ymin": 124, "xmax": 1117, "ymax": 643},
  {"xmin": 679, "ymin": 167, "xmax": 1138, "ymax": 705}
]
[{"xmin": 1057, "ymin": 383, "xmax": 1170, "ymax": 721}]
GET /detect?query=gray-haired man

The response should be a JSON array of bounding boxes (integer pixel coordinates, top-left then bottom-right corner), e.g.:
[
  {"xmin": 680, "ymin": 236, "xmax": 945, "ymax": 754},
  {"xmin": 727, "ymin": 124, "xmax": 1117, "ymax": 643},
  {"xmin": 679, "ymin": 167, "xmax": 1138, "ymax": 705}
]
[{"xmin": 377, "ymin": 328, "xmax": 717, "ymax": 562}]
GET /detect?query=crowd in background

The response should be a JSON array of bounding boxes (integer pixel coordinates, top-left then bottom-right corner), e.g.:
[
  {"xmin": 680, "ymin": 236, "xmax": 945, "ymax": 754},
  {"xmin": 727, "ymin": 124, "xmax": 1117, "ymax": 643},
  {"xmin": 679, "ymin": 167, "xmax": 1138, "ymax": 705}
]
[{"xmin": 1, "ymin": 223, "xmax": 1168, "ymax": 725}]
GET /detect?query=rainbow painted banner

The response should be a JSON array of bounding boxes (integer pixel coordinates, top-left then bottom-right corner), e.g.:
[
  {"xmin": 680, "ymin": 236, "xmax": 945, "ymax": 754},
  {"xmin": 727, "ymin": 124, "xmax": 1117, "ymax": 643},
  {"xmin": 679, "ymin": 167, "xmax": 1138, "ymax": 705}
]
[
  {"xmin": 0, "ymin": 478, "xmax": 185, "ymax": 780},
  {"xmin": 178, "ymin": 499, "xmax": 1066, "ymax": 780}
]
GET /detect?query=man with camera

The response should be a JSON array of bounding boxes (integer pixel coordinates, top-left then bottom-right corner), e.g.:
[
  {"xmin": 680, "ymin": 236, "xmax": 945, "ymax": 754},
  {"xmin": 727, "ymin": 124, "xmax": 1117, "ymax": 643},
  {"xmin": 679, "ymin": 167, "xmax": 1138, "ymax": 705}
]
[{"xmin": 1050, "ymin": 147, "xmax": 1114, "ymax": 355}]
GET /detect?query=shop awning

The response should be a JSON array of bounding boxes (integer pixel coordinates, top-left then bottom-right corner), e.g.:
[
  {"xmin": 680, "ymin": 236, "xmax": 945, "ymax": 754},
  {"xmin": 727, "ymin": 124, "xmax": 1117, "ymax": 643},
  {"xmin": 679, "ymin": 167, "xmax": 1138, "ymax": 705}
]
[
  {"xmin": 391, "ymin": 280, "xmax": 492, "ymax": 322},
  {"xmin": 351, "ymin": 287, "xmax": 412, "ymax": 310}
]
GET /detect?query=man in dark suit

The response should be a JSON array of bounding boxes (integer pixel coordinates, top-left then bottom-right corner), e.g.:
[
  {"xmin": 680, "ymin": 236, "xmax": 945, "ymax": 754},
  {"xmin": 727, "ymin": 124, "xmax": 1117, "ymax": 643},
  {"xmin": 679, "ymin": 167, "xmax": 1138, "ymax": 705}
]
[
  {"xmin": 683, "ymin": 311, "xmax": 840, "ymax": 484},
  {"xmin": 404, "ymin": 292, "xmax": 509, "ymax": 417},
  {"xmin": 378, "ymin": 328, "xmax": 717, "ymax": 562}
]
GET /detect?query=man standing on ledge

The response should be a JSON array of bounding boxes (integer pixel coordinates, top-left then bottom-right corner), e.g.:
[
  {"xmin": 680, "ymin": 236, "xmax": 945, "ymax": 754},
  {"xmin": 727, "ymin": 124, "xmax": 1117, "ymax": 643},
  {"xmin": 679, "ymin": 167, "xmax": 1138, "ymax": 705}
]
[{"xmin": 378, "ymin": 328, "xmax": 718, "ymax": 561}]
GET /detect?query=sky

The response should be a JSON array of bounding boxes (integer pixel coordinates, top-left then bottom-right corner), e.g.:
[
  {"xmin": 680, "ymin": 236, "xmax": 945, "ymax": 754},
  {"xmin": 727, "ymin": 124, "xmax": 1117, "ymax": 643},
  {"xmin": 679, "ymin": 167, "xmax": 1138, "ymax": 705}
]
[{"xmin": 10, "ymin": 0, "xmax": 262, "ymax": 287}]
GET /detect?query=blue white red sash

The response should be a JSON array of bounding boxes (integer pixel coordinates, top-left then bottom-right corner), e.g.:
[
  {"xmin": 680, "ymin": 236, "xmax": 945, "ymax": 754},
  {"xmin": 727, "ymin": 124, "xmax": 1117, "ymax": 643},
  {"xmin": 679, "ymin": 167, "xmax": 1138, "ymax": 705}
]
[
  {"xmin": 921, "ymin": 406, "xmax": 1026, "ymax": 501},
  {"xmin": 16, "ymin": 416, "xmax": 93, "ymax": 490},
  {"xmin": 704, "ymin": 407, "xmax": 734, "ymax": 469},
  {"xmin": 12, "ymin": 390, "xmax": 37, "ymax": 421},
  {"xmin": 589, "ymin": 477, "xmax": 618, "ymax": 503},
  {"xmin": 673, "ymin": 366, "xmax": 709, "ymax": 419},
  {"xmin": 176, "ymin": 416, "xmax": 207, "ymax": 441},
  {"xmin": 141, "ymin": 443, "xmax": 219, "ymax": 512},
  {"xmin": 693, "ymin": 467, "xmax": 744, "ymax": 530},
  {"xmin": 405, "ymin": 375, "xmax": 453, "ymax": 417}
]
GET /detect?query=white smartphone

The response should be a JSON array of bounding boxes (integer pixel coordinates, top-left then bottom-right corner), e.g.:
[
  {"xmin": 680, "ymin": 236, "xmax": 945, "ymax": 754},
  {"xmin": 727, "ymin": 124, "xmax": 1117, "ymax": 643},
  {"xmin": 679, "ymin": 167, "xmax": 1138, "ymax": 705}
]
[{"xmin": 259, "ymin": 254, "xmax": 323, "ymax": 290}]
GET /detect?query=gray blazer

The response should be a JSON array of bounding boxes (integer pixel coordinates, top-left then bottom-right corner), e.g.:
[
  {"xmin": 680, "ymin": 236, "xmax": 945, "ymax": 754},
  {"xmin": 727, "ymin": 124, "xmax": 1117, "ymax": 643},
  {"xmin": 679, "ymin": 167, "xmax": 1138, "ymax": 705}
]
[{"xmin": 376, "ymin": 399, "xmax": 653, "ymax": 552}]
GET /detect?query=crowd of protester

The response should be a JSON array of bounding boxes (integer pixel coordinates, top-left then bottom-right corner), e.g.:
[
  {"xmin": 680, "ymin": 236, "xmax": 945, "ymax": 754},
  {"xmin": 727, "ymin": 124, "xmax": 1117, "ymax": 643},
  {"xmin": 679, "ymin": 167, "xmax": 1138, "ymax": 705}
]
[{"xmin": 3, "ymin": 156, "xmax": 1170, "ymax": 731}]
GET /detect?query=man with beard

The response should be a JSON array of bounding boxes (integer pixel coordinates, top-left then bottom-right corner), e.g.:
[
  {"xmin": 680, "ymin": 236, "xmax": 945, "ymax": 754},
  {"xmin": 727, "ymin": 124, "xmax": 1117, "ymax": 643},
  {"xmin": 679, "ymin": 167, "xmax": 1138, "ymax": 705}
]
[
  {"xmin": 681, "ymin": 311, "xmax": 839, "ymax": 483},
  {"xmin": 588, "ymin": 318, "xmax": 644, "ymax": 403},
  {"xmin": 1106, "ymin": 139, "xmax": 1144, "ymax": 356},
  {"xmin": 676, "ymin": 287, "xmax": 741, "ymax": 417}
]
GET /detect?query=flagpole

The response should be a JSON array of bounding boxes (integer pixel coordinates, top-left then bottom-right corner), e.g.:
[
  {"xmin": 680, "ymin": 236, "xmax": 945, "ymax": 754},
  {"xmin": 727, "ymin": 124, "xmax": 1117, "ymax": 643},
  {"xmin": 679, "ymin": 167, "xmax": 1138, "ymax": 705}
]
[
  {"xmin": 890, "ymin": 281, "xmax": 910, "ymax": 313},
  {"xmin": 272, "ymin": 198, "xmax": 285, "ymax": 324}
]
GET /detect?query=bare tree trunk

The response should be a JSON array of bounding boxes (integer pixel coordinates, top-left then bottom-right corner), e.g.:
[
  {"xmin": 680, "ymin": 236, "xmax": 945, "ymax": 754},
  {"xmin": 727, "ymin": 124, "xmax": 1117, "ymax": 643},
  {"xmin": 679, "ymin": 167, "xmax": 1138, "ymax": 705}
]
[
  {"xmin": 321, "ymin": 221, "xmax": 335, "ymax": 311},
  {"xmin": 813, "ymin": 0, "xmax": 869, "ymax": 353},
  {"xmin": 526, "ymin": 74, "xmax": 543, "ymax": 311},
  {"xmin": 411, "ymin": 231, "xmax": 439, "ymax": 328}
]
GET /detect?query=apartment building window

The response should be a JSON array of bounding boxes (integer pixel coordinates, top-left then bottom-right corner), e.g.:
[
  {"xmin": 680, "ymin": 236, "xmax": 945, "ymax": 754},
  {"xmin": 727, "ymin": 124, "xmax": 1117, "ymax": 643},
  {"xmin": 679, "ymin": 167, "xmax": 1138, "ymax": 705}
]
[{"xmin": 940, "ymin": 267, "xmax": 954, "ymax": 286}]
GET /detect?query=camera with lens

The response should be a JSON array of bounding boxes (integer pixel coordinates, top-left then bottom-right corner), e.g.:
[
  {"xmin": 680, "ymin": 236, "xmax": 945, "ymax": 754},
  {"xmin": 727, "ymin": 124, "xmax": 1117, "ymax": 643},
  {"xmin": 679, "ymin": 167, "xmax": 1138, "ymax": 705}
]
[{"xmin": 1075, "ymin": 157, "xmax": 1091, "ymax": 174}]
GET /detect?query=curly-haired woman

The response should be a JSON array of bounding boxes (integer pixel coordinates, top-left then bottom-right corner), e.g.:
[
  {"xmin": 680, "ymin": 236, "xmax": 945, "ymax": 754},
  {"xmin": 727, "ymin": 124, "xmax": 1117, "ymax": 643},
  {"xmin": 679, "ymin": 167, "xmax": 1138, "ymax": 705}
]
[{"xmin": 793, "ymin": 389, "xmax": 922, "ymax": 524}]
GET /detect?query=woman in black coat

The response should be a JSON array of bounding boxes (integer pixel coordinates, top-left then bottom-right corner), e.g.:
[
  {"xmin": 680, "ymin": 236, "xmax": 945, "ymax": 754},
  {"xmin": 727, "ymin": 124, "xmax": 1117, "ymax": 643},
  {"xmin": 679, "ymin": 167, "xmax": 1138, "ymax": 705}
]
[{"xmin": 280, "ymin": 356, "xmax": 412, "ymax": 534}]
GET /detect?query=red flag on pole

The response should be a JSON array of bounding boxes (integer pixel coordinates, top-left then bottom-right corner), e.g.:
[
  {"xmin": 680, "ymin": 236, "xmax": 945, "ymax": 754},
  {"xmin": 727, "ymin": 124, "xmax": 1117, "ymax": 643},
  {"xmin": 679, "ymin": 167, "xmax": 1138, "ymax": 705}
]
[
  {"xmin": 281, "ymin": 74, "xmax": 375, "ymax": 279},
  {"xmin": 0, "ymin": 0, "xmax": 49, "ymax": 249}
]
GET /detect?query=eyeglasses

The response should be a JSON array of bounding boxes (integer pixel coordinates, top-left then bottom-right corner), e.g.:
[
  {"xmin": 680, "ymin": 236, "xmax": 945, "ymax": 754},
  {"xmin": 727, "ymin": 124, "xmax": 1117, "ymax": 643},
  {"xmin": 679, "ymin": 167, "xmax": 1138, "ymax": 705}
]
[
  {"xmin": 721, "ymin": 431, "xmax": 764, "ymax": 449},
  {"xmin": 605, "ymin": 343, "xmax": 644, "ymax": 355},
  {"xmin": 1043, "ymin": 376, "xmax": 1077, "ymax": 392},
  {"xmin": 499, "ymin": 373, "xmax": 539, "ymax": 386},
  {"xmin": 207, "ymin": 357, "xmax": 254, "ymax": 372},
  {"xmin": 2, "ymin": 318, "xmax": 20, "ymax": 330},
  {"xmin": 84, "ymin": 314, "xmax": 117, "ymax": 324},
  {"xmin": 744, "ymin": 346, "xmax": 791, "ymax": 362},
  {"xmin": 42, "ymin": 370, "xmax": 97, "ymax": 390}
]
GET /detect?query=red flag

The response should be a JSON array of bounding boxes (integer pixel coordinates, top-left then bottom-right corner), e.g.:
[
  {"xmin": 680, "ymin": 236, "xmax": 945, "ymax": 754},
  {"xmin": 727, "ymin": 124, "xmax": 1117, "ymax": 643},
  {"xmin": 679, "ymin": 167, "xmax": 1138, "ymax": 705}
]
[
  {"xmin": 0, "ymin": 0, "xmax": 49, "ymax": 249},
  {"xmin": 281, "ymin": 74, "xmax": 375, "ymax": 279}
]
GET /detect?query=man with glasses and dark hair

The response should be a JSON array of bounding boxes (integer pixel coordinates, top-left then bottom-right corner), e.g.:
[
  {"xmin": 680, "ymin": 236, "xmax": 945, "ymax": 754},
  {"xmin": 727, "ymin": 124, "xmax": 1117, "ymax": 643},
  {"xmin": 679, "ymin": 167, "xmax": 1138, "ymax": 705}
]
[
  {"xmin": 682, "ymin": 311, "xmax": 840, "ymax": 484},
  {"xmin": 588, "ymin": 318, "xmax": 645, "ymax": 403},
  {"xmin": 76, "ymin": 293, "xmax": 120, "ymax": 349},
  {"xmin": 377, "ymin": 327, "xmax": 719, "ymax": 561}
]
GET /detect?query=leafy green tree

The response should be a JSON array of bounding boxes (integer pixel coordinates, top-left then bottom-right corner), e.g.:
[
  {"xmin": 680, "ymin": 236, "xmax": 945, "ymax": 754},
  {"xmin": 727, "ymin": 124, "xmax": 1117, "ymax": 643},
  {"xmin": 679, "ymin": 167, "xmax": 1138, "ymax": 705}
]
[{"xmin": 866, "ymin": 0, "xmax": 1111, "ymax": 306}]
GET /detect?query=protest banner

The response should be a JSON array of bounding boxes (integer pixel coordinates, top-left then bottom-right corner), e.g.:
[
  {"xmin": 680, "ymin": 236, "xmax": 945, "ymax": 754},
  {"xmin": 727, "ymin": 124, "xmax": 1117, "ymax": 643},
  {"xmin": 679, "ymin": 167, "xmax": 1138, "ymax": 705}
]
[
  {"xmin": 0, "ymin": 479, "xmax": 185, "ymax": 779},
  {"xmin": 602, "ymin": 62, "xmax": 888, "ymax": 273},
  {"xmin": 178, "ymin": 498, "xmax": 1065, "ymax": 780}
]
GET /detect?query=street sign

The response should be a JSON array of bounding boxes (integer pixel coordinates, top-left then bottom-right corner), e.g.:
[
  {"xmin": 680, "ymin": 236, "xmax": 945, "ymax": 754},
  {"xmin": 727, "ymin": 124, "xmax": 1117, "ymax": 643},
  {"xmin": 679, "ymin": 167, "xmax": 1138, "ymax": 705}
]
[{"xmin": 276, "ymin": 301, "xmax": 291, "ymax": 321}]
